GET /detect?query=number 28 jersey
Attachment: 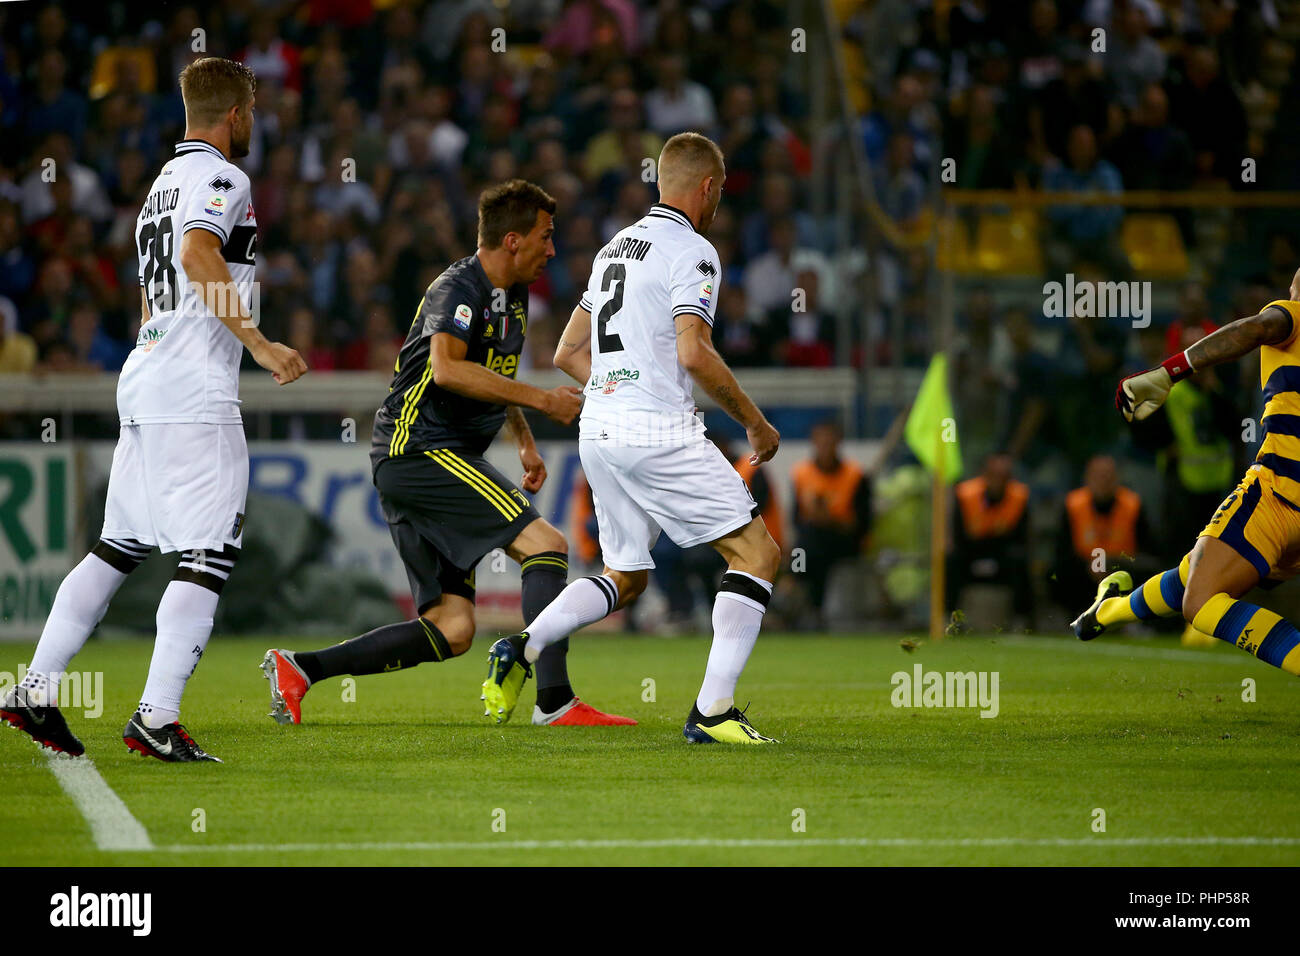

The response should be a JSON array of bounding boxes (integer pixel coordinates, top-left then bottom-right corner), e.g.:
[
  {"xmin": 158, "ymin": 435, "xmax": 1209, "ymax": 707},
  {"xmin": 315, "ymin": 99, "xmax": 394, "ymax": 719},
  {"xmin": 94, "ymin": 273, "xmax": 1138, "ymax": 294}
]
[
  {"xmin": 578, "ymin": 203, "xmax": 721, "ymax": 446},
  {"xmin": 119, "ymin": 139, "xmax": 257, "ymax": 425}
]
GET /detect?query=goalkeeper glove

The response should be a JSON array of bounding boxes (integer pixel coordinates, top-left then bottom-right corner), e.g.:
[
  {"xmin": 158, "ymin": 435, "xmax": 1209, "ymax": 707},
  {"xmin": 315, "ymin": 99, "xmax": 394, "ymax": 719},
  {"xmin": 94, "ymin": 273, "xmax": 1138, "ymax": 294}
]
[{"xmin": 1115, "ymin": 351, "xmax": 1194, "ymax": 422}]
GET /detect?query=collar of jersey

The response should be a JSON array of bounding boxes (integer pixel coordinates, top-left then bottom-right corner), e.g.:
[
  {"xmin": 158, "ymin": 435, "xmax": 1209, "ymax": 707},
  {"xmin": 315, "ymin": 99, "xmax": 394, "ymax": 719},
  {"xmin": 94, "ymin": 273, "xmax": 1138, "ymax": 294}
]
[
  {"xmin": 469, "ymin": 253, "xmax": 499, "ymax": 296},
  {"xmin": 174, "ymin": 138, "xmax": 226, "ymax": 161},
  {"xmin": 647, "ymin": 202, "xmax": 698, "ymax": 233}
]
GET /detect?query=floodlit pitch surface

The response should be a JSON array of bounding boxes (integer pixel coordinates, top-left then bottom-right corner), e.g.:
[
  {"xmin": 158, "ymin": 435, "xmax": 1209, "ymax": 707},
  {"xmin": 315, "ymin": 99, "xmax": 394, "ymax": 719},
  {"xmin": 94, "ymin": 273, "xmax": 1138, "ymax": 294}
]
[{"xmin": 3, "ymin": 633, "xmax": 1298, "ymax": 866}]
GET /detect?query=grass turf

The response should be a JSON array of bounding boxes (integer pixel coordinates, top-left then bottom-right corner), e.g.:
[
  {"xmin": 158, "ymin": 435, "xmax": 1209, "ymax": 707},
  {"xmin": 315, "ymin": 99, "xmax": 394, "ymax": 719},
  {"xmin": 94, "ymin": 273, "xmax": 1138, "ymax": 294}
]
[{"xmin": 2, "ymin": 631, "xmax": 1298, "ymax": 866}]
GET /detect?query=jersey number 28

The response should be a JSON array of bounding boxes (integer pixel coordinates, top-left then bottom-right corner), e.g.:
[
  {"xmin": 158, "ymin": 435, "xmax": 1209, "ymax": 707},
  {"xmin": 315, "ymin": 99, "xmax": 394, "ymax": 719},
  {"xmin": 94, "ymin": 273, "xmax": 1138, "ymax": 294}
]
[{"xmin": 138, "ymin": 219, "xmax": 177, "ymax": 314}]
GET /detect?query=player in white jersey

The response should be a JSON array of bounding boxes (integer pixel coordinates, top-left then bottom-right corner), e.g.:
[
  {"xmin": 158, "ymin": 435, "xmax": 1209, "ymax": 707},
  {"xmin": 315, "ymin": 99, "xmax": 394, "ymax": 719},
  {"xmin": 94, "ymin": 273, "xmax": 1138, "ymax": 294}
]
[
  {"xmin": 0, "ymin": 58, "xmax": 306, "ymax": 761},
  {"xmin": 481, "ymin": 133, "xmax": 784, "ymax": 743}
]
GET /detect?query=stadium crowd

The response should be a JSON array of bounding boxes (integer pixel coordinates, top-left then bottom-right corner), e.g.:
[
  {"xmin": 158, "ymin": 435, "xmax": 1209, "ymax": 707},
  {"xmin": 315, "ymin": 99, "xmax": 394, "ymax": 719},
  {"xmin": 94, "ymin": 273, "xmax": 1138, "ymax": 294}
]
[
  {"xmin": 0, "ymin": 0, "xmax": 829, "ymax": 379},
  {"xmin": 4, "ymin": 1, "xmax": 1290, "ymax": 380},
  {"xmin": 1, "ymin": 0, "xmax": 1298, "ymax": 630}
]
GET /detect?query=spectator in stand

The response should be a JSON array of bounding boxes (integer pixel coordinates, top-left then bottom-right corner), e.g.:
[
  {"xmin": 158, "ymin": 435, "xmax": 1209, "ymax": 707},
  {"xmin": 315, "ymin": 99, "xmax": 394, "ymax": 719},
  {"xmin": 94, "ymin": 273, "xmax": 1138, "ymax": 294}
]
[
  {"xmin": 23, "ymin": 49, "xmax": 87, "ymax": 150},
  {"xmin": 774, "ymin": 268, "xmax": 836, "ymax": 368},
  {"xmin": 340, "ymin": 301, "xmax": 403, "ymax": 373},
  {"xmin": 1051, "ymin": 454, "xmax": 1157, "ymax": 616},
  {"xmin": 60, "ymin": 216, "xmax": 120, "ymax": 313},
  {"xmin": 740, "ymin": 173, "xmax": 818, "ymax": 261},
  {"xmin": 715, "ymin": 285, "xmax": 769, "ymax": 368},
  {"xmin": 948, "ymin": 84, "xmax": 1018, "ymax": 189},
  {"xmin": 0, "ymin": 298, "xmax": 37, "ymax": 373},
  {"xmin": 20, "ymin": 132, "xmax": 112, "ymax": 227},
  {"xmin": 26, "ymin": 257, "xmax": 80, "ymax": 358},
  {"xmin": 743, "ymin": 218, "xmax": 831, "ymax": 322},
  {"xmin": 1042, "ymin": 125, "xmax": 1129, "ymax": 278},
  {"xmin": 582, "ymin": 89, "xmax": 662, "ymax": 183},
  {"xmin": 0, "ymin": 202, "xmax": 35, "ymax": 307},
  {"xmin": 1163, "ymin": 281, "xmax": 1217, "ymax": 355},
  {"xmin": 873, "ymin": 131, "xmax": 929, "ymax": 231},
  {"xmin": 948, "ymin": 453, "xmax": 1034, "ymax": 628},
  {"xmin": 1004, "ymin": 307, "xmax": 1058, "ymax": 467},
  {"xmin": 1167, "ymin": 44, "xmax": 1248, "ymax": 184},
  {"xmin": 1106, "ymin": 0, "xmax": 1166, "ymax": 111},
  {"xmin": 950, "ymin": 287, "xmax": 1009, "ymax": 460},
  {"xmin": 1108, "ymin": 83, "xmax": 1194, "ymax": 192},
  {"xmin": 862, "ymin": 72, "xmax": 937, "ymax": 176},
  {"xmin": 238, "ymin": 11, "xmax": 302, "ymax": 94},
  {"xmin": 1013, "ymin": 0, "xmax": 1067, "ymax": 93},
  {"xmin": 544, "ymin": 0, "xmax": 640, "ymax": 57},
  {"xmin": 65, "ymin": 300, "xmax": 128, "ymax": 372},
  {"xmin": 790, "ymin": 420, "xmax": 871, "ymax": 627},
  {"xmin": 286, "ymin": 307, "xmax": 337, "ymax": 372},
  {"xmin": 1030, "ymin": 45, "xmax": 1116, "ymax": 165},
  {"xmin": 644, "ymin": 52, "xmax": 716, "ymax": 137}
]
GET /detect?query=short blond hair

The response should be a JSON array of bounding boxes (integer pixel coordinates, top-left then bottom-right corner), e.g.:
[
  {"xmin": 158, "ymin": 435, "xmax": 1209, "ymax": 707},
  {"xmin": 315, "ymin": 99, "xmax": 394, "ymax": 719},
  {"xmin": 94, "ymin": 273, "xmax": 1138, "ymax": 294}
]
[
  {"xmin": 179, "ymin": 57, "xmax": 256, "ymax": 126},
  {"xmin": 658, "ymin": 132, "xmax": 725, "ymax": 192}
]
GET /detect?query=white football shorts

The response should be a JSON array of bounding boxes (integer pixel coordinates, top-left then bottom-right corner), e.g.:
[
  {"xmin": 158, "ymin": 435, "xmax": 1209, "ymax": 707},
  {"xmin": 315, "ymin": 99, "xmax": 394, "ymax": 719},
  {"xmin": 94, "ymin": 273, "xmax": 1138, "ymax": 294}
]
[
  {"xmin": 102, "ymin": 422, "xmax": 249, "ymax": 553},
  {"xmin": 579, "ymin": 436, "xmax": 757, "ymax": 571}
]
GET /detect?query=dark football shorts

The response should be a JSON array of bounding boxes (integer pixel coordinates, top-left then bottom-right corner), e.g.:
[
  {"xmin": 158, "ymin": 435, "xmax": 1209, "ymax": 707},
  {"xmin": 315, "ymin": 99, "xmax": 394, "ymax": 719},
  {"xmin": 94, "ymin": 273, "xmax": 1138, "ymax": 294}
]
[{"xmin": 373, "ymin": 448, "xmax": 539, "ymax": 614}]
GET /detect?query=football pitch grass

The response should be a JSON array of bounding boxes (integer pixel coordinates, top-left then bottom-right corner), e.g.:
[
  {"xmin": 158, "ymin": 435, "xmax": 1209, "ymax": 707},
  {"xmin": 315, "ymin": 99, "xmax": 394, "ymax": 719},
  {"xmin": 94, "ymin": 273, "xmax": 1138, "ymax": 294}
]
[{"xmin": 4, "ymin": 631, "xmax": 1299, "ymax": 867}]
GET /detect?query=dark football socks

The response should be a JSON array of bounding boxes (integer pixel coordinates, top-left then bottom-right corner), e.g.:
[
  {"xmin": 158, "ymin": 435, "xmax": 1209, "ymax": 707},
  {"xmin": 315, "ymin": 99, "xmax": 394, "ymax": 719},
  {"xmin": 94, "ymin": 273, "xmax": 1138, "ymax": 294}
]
[
  {"xmin": 296, "ymin": 617, "xmax": 452, "ymax": 682},
  {"xmin": 521, "ymin": 551, "xmax": 575, "ymax": 712}
]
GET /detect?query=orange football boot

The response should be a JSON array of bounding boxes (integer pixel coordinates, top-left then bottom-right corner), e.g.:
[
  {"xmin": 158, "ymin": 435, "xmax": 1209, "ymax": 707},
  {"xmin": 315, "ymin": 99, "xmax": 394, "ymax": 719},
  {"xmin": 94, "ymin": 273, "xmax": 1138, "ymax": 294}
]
[
  {"xmin": 260, "ymin": 649, "xmax": 310, "ymax": 725},
  {"xmin": 533, "ymin": 697, "xmax": 637, "ymax": 726}
]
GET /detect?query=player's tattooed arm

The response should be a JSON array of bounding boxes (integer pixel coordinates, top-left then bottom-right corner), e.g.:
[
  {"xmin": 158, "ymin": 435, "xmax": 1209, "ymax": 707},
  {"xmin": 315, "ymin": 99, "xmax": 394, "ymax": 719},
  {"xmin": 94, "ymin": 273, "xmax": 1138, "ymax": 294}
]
[
  {"xmin": 1185, "ymin": 307, "xmax": 1293, "ymax": 370},
  {"xmin": 674, "ymin": 314, "xmax": 780, "ymax": 464},
  {"xmin": 554, "ymin": 306, "xmax": 593, "ymax": 384}
]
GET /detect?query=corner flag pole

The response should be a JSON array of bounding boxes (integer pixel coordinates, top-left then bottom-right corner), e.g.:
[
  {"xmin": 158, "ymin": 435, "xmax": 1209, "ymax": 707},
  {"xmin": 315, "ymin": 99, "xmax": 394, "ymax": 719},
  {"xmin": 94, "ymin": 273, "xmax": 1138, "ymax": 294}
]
[{"xmin": 931, "ymin": 428, "xmax": 946, "ymax": 641}]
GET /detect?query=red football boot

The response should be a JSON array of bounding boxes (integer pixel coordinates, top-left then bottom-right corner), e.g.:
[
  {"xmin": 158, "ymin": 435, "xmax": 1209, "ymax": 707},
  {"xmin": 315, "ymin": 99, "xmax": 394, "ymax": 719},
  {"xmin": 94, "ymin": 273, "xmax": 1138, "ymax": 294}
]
[
  {"xmin": 533, "ymin": 697, "xmax": 637, "ymax": 726},
  {"xmin": 260, "ymin": 649, "xmax": 310, "ymax": 725}
]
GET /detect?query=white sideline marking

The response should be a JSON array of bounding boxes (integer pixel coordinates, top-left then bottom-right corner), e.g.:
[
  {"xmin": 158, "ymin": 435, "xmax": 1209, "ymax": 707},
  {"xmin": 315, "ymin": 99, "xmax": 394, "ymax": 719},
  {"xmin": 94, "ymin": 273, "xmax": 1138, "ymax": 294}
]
[
  {"xmin": 46, "ymin": 755, "xmax": 153, "ymax": 851},
  {"xmin": 138, "ymin": 835, "xmax": 1300, "ymax": 854}
]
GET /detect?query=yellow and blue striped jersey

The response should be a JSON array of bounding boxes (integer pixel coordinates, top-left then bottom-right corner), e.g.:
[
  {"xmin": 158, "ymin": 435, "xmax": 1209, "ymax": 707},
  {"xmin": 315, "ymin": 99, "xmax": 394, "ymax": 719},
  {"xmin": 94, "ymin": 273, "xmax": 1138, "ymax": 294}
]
[{"xmin": 1256, "ymin": 299, "xmax": 1300, "ymax": 504}]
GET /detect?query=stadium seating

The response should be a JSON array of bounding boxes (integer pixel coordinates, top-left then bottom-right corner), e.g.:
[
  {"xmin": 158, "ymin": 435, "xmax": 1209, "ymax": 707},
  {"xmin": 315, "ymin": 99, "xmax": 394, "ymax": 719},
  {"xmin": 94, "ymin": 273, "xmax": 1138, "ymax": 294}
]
[{"xmin": 1121, "ymin": 213, "xmax": 1189, "ymax": 279}]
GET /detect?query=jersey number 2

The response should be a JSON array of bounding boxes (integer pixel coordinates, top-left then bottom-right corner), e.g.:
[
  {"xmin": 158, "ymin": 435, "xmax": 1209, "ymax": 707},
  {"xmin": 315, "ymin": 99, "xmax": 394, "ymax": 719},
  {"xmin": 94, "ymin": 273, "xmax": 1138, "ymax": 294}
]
[
  {"xmin": 596, "ymin": 263, "xmax": 625, "ymax": 353},
  {"xmin": 138, "ymin": 219, "xmax": 177, "ymax": 314}
]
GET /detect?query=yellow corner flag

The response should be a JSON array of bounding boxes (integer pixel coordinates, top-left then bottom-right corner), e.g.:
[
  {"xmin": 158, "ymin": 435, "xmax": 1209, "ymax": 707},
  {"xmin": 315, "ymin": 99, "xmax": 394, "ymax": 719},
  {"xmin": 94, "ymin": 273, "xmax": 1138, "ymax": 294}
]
[{"xmin": 904, "ymin": 352, "xmax": 963, "ymax": 485}]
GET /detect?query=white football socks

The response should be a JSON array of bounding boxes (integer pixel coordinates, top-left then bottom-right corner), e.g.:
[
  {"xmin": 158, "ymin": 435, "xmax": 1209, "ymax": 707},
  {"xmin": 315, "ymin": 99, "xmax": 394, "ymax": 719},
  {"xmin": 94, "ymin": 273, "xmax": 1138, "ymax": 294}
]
[
  {"xmin": 139, "ymin": 580, "xmax": 219, "ymax": 727},
  {"xmin": 24, "ymin": 551, "xmax": 131, "ymax": 706},
  {"xmin": 523, "ymin": 575, "xmax": 619, "ymax": 663},
  {"xmin": 696, "ymin": 571, "xmax": 772, "ymax": 717}
]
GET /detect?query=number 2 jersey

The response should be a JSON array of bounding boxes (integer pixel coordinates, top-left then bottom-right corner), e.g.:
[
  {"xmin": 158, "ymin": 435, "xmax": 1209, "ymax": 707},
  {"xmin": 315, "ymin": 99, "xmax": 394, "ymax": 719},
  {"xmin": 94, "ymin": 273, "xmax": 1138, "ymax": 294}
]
[
  {"xmin": 578, "ymin": 202, "xmax": 721, "ymax": 446},
  {"xmin": 119, "ymin": 139, "xmax": 257, "ymax": 425}
]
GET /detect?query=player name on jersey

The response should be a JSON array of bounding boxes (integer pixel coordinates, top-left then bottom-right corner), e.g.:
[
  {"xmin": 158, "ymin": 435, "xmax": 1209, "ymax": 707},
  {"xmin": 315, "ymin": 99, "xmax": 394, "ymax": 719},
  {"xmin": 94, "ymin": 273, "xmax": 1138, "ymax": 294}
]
[
  {"xmin": 139, "ymin": 188, "xmax": 180, "ymax": 218},
  {"xmin": 596, "ymin": 236, "xmax": 653, "ymax": 261}
]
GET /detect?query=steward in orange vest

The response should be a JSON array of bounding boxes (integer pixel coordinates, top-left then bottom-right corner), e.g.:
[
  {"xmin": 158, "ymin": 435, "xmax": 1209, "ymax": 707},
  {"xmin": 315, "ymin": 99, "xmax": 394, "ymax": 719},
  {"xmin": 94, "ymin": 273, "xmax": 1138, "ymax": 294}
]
[
  {"xmin": 569, "ymin": 473, "xmax": 600, "ymax": 565},
  {"xmin": 790, "ymin": 421, "xmax": 871, "ymax": 620},
  {"xmin": 735, "ymin": 454, "xmax": 785, "ymax": 555},
  {"xmin": 948, "ymin": 455, "xmax": 1034, "ymax": 622},
  {"xmin": 1052, "ymin": 455, "xmax": 1152, "ymax": 615},
  {"xmin": 1064, "ymin": 485, "xmax": 1141, "ymax": 563}
]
